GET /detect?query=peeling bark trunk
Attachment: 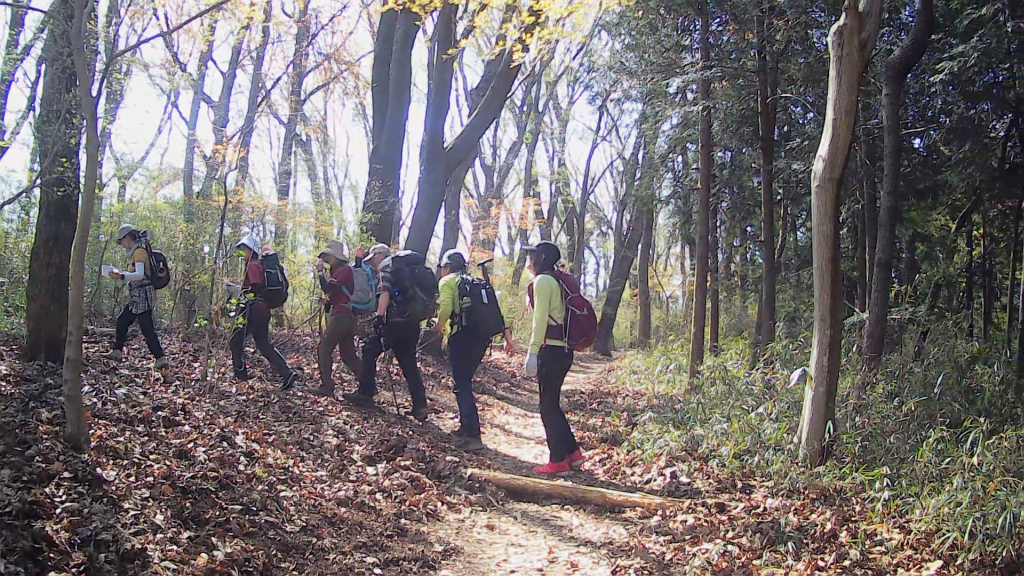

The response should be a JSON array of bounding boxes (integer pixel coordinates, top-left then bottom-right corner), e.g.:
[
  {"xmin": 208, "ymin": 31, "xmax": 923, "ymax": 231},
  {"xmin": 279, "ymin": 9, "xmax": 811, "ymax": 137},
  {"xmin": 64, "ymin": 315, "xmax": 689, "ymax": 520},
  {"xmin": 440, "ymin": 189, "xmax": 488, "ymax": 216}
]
[
  {"xmin": 799, "ymin": 0, "xmax": 881, "ymax": 467},
  {"xmin": 862, "ymin": 0, "xmax": 934, "ymax": 369}
]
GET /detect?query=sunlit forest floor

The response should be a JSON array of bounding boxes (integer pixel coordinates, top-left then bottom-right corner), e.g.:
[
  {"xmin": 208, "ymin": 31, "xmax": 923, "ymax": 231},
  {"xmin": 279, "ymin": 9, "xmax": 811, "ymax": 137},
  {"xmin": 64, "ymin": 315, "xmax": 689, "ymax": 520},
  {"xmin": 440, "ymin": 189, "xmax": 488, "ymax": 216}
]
[{"xmin": 0, "ymin": 329, "xmax": 1012, "ymax": 575}]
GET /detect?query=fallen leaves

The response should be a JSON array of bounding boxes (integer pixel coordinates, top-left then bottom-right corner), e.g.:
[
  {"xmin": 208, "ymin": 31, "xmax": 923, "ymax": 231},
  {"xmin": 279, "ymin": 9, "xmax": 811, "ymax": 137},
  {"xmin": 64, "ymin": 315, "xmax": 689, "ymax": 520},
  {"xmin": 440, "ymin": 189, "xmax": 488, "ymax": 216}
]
[{"xmin": 0, "ymin": 335, "xmax": 1010, "ymax": 575}]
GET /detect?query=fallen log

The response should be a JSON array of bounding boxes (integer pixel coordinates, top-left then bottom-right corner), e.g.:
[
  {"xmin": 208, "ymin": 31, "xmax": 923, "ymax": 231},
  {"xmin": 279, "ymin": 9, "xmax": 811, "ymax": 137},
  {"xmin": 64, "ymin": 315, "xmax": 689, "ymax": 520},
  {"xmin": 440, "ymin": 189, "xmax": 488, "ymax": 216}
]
[{"xmin": 466, "ymin": 468, "xmax": 686, "ymax": 511}]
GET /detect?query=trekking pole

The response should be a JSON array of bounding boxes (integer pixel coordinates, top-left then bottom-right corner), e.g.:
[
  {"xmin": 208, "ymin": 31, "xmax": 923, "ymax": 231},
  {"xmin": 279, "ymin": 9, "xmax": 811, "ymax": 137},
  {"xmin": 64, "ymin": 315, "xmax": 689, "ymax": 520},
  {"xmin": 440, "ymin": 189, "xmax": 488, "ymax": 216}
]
[
  {"xmin": 476, "ymin": 258, "xmax": 499, "ymax": 356},
  {"xmin": 477, "ymin": 257, "xmax": 494, "ymax": 284},
  {"xmin": 376, "ymin": 325, "xmax": 401, "ymax": 412}
]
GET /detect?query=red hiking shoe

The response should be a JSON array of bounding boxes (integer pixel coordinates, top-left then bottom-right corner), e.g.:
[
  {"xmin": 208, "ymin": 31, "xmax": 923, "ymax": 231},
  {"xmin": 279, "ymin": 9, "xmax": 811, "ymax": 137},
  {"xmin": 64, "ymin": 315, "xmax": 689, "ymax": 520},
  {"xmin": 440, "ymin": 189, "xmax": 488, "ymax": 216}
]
[
  {"xmin": 533, "ymin": 460, "xmax": 571, "ymax": 476},
  {"xmin": 567, "ymin": 449, "xmax": 585, "ymax": 469}
]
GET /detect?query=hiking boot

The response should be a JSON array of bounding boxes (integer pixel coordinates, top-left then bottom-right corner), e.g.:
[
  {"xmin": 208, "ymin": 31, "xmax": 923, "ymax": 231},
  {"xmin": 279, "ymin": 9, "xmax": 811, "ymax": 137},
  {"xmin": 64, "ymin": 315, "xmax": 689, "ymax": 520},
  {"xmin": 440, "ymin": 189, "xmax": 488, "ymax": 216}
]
[
  {"xmin": 455, "ymin": 436, "xmax": 485, "ymax": 452},
  {"xmin": 310, "ymin": 383, "xmax": 335, "ymax": 398},
  {"xmin": 105, "ymin": 350, "xmax": 123, "ymax": 362},
  {"xmin": 234, "ymin": 369, "xmax": 254, "ymax": 382},
  {"xmin": 567, "ymin": 449, "xmax": 586, "ymax": 469},
  {"xmin": 408, "ymin": 406, "xmax": 429, "ymax": 423},
  {"xmin": 533, "ymin": 460, "xmax": 571, "ymax": 477},
  {"xmin": 153, "ymin": 357, "xmax": 169, "ymax": 370},
  {"xmin": 281, "ymin": 373, "xmax": 300, "ymax": 391},
  {"xmin": 342, "ymin": 391, "xmax": 376, "ymax": 407},
  {"xmin": 451, "ymin": 428, "xmax": 468, "ymax": 439}
]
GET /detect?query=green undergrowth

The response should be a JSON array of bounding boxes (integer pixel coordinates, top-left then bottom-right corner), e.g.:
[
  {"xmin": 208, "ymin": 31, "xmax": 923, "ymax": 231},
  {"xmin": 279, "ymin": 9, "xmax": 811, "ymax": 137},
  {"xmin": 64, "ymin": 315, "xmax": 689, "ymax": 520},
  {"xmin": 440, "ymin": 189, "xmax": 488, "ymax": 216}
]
[{"xmin": 605, "ymin": 322, "xmax": 1024, "ymax": 565}]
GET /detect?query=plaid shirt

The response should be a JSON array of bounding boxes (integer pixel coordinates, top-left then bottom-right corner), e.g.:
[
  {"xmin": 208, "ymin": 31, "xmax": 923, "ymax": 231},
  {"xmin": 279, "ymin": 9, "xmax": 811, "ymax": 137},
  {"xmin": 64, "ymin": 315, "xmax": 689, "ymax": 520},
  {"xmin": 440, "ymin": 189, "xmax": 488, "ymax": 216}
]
[{"xmin": 376, "ymin": 257, "xmax": 393, "ymax": 296}]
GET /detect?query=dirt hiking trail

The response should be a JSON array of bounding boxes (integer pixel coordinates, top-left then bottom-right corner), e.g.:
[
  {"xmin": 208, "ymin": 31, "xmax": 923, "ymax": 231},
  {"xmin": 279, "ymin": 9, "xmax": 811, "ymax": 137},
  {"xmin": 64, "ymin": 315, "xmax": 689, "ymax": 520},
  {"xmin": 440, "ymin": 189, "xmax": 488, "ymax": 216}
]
[{"xmin": 0, "ymin": 334, "xmax": 977, "ymax": 575}]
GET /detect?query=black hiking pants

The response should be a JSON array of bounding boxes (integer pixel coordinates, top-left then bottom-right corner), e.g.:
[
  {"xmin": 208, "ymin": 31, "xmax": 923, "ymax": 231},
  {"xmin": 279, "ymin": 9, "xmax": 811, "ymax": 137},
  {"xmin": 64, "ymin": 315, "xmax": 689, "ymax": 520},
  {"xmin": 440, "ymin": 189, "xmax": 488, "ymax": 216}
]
[
  {"xmin": 538, "ymin": 346, "xmax": 578, "ymax": 463},
  {"xmin": 357, "ymin": 321, "xmax": 427, "ymax": 411},
  {"xmin": 230, "ymin": 303, "xmax": 293, "ymax": 381},
  {"xmin": 448, "ymin": 330, "xmax": 488, "ymax": 438},
  {"xmin": 114, "ymin": 306, "xmax": 165, "ymax": 360}
]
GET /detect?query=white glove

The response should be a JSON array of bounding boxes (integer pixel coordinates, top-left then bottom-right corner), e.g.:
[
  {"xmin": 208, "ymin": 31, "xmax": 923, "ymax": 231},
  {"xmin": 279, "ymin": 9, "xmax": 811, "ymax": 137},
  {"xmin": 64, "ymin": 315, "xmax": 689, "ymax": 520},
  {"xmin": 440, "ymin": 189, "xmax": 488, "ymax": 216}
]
[{"xmin": 524, "ymin": 353, "xmax": 538, "ymax": 377}]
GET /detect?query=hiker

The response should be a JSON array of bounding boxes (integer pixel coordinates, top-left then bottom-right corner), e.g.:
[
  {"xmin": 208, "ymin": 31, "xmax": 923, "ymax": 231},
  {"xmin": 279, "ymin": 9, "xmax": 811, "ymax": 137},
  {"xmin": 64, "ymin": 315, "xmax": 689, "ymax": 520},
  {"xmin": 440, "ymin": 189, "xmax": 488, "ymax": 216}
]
[
  {"xmin": 433, "ymin": 249, "xmax": 515, "ymax": 451},
  {"xmin": 524, "ymin": 241, "xmax": 585, "ymax": 476},
  {"xmin": 312, "ymin": 240, "xmax": 363, "ymax": 397},
  {"xmin": 105, "ymin": 225, "xmax": 169, "ymax": 372},
  {"xmin": 342, "ymin": 244, "xmax": 436, "ymax": 422},
  {"xmin": 229, "ymin": 237, "xmax": 299, "ymax": 390}
]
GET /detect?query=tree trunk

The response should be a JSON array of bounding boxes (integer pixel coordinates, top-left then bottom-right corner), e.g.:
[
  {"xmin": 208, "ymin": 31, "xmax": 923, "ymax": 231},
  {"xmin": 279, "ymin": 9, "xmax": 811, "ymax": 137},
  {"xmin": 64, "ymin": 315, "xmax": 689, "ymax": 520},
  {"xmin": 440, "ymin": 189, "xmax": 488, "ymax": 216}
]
[
  {"xmin": 511, "ymin": 76, "xmax": 546, "ymax": 287},
  {"xmin": 234, "ymin": 0, "xmax": 271, "ymax": 194},
  {"xmin": 181, "ymin": 17, "xmax": 217, "ymax": 216},
  {"xmin": 440, "ymin": 157, "xmax": 471, "ymax": 255},
  {"xmin": 1016, "ymin": 236, "xmax": 1024, "ymax": 373},
  {"xmin": 1007, "ymin": 202, "xmax": 1021, "ymax": 352},
  {"xmin": 297, "ymin": 135, "xmax": 328, "ymax": 245},
  {"xmin": 361, "ymin": 8, "xmax": 417, "ymax": 245},
  {"xmin": 856, "ymin": 188, "xmax": 868, "ymax": 312},
  {"xmin": 200, "ymin": 15, "xmax": 253, "ymax": 199},
  {"xmin": 914, "ymin": 279, "xmax": 944, "ymax": 359},
  {"xmin": 862, "ymin": 0, "xmax": 934, "ymax": 369},
  {"xmin": 64, "ymin": 0, "xmax": 103, "ymax": 453},
  {"xmin": 637, "ymin": 204, "xmax": 654, "ymax": 347},
  {"xmin": 404, "ymin": 4, "xmax": 543, "ymax": 254},
  {"xmin": 96, "ymin": 0, "xmax": 131, "ymax": 210},
  {"xmin": 863, "ymin": 152, "xmax": 878, "ymax": 287},
  {"xmin": 274, "ymin": 0, "xmax": 311, "ymax": 246},
  {"xmin": 407, "ymin": 0, "xmax": 456, "ymax": 254},
  {"xmin": 571, "ymin": 103, "xmax": 609, "ymax": 277},
  {"xmin": 0, "ymin": 1, "xmax": 43, "ymax": 163},
  {"xmin": 688, "ymin": 3, "xmax": 713, "ymax": 377},
  {"xmin": 799, "ymin": 0, "xmax": 881, "ymax": 467},
  {"xmin": 966, "ymin": 220, "xmax": 975, "ymax": 339},
  {"xmin": 709, "ymin": 193, "xmax": 720, "ymax": 355},
  {"xmin": 595, "ymin": 209, "xmax": 646, "ymax": 356},
  {"xmin": 25, "ymin": 0, "xmax": 80, "ymax": 364},
  {"xmin": 981, "ymin": 211, "xmax": 992, "ymax": 341},
  {"xmin": 595, "ymin": 109, "xmax": 657, "ymax": 357},
  {"xmin": 756, "ymin": 3, "xmax": 778, "ymax": 356}
]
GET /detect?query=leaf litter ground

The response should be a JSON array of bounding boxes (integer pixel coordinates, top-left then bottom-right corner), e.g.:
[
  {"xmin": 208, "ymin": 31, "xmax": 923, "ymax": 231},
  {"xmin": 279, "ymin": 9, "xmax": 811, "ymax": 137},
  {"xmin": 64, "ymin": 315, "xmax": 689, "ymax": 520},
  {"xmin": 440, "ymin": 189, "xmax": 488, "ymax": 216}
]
[{"xmin": 0, "ymin": 330, "xmax": 1006, "ymax": 575}]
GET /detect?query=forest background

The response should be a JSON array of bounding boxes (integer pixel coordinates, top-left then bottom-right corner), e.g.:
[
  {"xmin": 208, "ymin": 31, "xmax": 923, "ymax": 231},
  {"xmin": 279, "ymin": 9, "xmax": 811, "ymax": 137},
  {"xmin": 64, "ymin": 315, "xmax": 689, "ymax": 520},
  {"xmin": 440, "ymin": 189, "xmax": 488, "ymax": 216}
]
[{"xmin": 0, "ymin": 0, "xmax": 1022, "ymax": 569}]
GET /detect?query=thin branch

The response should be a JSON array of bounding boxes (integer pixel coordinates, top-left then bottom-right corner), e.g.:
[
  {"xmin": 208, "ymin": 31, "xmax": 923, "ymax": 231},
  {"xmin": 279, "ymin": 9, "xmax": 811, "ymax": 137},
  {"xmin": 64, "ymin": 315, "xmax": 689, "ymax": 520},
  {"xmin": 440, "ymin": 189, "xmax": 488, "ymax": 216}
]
[
  {"xmin": 0, "ymin": 1, "xmax": 48, "ymax": 16},
  {"xmin": 0, "ymin": 179, "xmax": 39, "ymax": 211},
  {"xmin": 106, "ymin": 0, "xmax": 232, "ymax": 69}
]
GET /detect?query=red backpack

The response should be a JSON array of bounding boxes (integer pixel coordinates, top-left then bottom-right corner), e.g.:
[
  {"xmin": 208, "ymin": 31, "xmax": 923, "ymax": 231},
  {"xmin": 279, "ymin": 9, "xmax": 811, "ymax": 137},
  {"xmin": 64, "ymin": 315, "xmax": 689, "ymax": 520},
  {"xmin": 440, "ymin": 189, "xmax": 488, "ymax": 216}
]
[{"xmin": 528, "ymin": 270, "xmax": 598, "ymax": 352}]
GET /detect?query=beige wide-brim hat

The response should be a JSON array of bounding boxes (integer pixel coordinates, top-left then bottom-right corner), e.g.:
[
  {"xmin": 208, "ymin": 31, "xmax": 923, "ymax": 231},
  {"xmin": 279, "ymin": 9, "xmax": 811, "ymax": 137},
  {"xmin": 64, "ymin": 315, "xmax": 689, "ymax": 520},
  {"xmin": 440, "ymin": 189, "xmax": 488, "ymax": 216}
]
[
  {"xmin": 117, "ymin": 224, "xmax": 137, "ymax": 241},
  {"xmin": 318, "ymin": 240, "xmax": 349, "ymax": 262}
]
